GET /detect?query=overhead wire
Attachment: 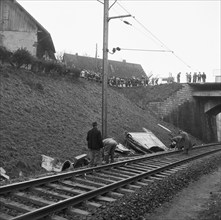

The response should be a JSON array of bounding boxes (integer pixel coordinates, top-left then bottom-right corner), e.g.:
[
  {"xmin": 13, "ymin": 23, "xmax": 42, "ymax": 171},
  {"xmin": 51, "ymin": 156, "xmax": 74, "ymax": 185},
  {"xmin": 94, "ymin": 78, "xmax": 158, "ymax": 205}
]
[
  {"xmin": 109, "ymin": 0, "xmax": 117, "ymax": 10},
  {"xmin": 116, "ymin": 1, "xmax": 193, "ymax": 70},
  {"xmin": 111, "ymin": 3, "xmax": 163, "ymax": 49},
  {"xmin": 120, "ymin": 48, "xmax": 173, "ymax": 53},
  {"xmin": 117, "ymin": 1, "xmax": 168, "ymax": 50},
  {"xmin": 96, "ymin": 0, "xmax": 104, "ymax": 5}
]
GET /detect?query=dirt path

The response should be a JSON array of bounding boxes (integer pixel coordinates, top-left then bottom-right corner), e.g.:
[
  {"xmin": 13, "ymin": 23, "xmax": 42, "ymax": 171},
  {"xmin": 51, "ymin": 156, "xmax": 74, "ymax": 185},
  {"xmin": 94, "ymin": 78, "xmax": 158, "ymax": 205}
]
[{"xmin": 144, "ymin": 167, "xmax": 221, "ymax": 220}]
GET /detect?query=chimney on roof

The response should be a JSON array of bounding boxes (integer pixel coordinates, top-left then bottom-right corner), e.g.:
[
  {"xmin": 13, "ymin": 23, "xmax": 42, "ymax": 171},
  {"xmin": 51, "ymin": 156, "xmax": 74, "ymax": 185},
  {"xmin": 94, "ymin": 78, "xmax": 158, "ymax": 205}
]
[
  {"xmin": 76, "ymin": 53, "xmax": 78, "ymax": 56},
  {"xmin": 123, "ymin": 59, "xmax": 126, "ymax": 63}
]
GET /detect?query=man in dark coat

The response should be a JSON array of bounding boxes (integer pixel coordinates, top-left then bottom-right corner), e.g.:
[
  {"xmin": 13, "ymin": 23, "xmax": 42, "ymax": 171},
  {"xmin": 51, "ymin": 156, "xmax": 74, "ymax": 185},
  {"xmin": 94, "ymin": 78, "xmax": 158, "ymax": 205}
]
[{"xmin": 86, "ymin": 122, "xmax": 103, "ymax": 167}]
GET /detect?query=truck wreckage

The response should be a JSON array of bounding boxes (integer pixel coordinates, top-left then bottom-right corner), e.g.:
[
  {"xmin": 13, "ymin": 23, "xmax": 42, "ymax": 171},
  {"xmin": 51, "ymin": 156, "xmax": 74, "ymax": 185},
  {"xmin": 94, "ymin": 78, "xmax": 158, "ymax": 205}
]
[{"xmin": 125, "ymin": 128, "xmax": 169, "ymax": 154}]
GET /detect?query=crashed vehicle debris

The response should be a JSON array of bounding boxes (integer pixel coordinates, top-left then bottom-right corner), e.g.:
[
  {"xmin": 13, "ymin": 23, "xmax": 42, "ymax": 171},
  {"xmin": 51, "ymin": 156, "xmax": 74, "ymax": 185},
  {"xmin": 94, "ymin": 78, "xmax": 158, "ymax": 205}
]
[
  {"xmin": 41, "ymin": 154, "xmax": 89, "ymax": 172},
  {"xmin": 125, "ymin": 129, "xmax": 169, "ymax": 154}
]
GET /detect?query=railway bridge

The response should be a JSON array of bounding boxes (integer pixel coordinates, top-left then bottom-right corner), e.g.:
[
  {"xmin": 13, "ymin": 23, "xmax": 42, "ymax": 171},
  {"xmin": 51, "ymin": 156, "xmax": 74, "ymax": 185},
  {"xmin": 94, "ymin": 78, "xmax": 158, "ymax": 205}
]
[{"xmin": 147, "ymin": 83, "xmax": 221, "ymax": 143}]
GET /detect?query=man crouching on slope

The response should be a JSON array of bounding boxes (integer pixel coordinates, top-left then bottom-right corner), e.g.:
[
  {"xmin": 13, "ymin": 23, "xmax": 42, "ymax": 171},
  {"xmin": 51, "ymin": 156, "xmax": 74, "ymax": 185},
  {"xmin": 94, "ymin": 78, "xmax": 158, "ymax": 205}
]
[
  {"xmin": 86, "ymin": 122, "xmax": 103, "ymax": 167},
  {"xmin": 103, "ymin": 138, "xmax": 118, "ymax": 164}
]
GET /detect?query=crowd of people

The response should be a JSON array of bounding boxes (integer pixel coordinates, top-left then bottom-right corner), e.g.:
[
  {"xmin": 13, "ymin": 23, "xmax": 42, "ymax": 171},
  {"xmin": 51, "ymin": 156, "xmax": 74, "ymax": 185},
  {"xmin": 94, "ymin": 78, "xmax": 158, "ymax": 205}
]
[
  {"xmin": 80, "ymin": 69, "xmax": 174, "ymax": 87},
  {"xmin": 80, "ymin": 69, "xmax": 151, "ymax": 87},
  {"xmin": 80, "ymin": 69, "xmax": 207, "ymax": 88},
  {"xmin": 177, "ymin": 72, "xmax": 207, "ymax": 83}
]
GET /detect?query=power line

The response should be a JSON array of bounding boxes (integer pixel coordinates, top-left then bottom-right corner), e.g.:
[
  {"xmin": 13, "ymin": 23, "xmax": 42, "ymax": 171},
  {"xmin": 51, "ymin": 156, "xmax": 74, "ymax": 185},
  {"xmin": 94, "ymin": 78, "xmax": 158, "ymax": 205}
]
[
  {"xmin": 111, "ymin": 5, "xmax": 163, "ymax": 48},
  {"xmin": 117, "ymin": 1, "xmax": 170, "ymax": 50},
  {"xmin": 109, "ymin": 0, "xmax": 117, "ymax": 10},
  {"xmin": 120, "ymin": 48, "xmax": 174, "ymax": 53},
  {"xmin": 116, "ymin": 1, "xmax": 193, "ymax": 69}
]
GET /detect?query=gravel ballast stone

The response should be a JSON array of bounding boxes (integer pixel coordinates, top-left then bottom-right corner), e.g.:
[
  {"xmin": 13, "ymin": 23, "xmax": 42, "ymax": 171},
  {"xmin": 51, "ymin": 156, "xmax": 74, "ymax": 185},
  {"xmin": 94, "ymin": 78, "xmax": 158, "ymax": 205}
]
[{"xmin": 89, "ymin": 153, "xmax": 221, "ymax": 220}]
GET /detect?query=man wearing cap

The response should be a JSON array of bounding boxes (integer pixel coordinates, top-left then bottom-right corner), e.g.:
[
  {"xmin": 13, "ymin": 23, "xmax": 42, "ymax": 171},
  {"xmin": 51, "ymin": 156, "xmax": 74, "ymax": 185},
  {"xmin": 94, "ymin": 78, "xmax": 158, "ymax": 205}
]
[
  {"xmin": 103, "ymin": 138, "xmax": 118, "ymax": 164},
  {"xmin": 86, "ymin": 122, "xmax": 103, "ymax": 167}
]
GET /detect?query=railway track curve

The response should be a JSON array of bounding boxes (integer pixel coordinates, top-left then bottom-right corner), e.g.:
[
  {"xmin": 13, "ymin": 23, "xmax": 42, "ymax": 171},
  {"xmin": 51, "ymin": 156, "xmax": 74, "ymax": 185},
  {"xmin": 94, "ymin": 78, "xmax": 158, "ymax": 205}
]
[{"xmin": 0, "ymin": 143, "xmax": 220, "ymax": 220}]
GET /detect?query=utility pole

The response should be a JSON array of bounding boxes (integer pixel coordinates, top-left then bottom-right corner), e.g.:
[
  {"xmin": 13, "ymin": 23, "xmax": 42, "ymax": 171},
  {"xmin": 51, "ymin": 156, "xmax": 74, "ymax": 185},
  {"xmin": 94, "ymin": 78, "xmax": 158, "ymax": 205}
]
[
  {"xmin": 102, "ymin": 0, "xmax": 131, "ymax": 138},
  {"xmin": 102, "ymin": 0, "xmax": 109, "ymax": 139}
]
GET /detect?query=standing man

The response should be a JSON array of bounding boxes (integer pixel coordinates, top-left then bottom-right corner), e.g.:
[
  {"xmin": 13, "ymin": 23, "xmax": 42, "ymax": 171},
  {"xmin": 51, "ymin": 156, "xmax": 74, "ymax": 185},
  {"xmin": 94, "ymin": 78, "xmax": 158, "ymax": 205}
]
[
  {"xmin": 86, "ymin": 122, "xmax": 103, "ymax": 167},
  {"xmin": 198, "ymin": 72, "xmax": 202, "ymax": 82},
  {"xmin": 177, "ymin": 72, "xmax": 181, "ymax": 83},
  {"xmin": 179, "ymin": 130, "xmax": 192, "ymax": 155},
  {"xmin": 202, "ymin": 72, "xmax": 206, "ymax": 83},
  {"xmin": 189, "ymin": 72, "xmax": 192, "ymax": 83},
  {"xmin": 193, "ymin": 72, "xmax": 197, "ymax": 83},
  {"xmin": 103, "ymin": 138, "xmax": 118, "ymax": 164}
]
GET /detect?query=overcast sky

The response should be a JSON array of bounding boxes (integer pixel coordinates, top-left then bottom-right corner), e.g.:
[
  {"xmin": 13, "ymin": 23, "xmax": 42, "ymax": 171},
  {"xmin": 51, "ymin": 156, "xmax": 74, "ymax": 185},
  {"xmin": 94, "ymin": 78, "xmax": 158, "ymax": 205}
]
[{"xmin": 18, "ymin": 0, "xmax": 220, "ymax": 82}]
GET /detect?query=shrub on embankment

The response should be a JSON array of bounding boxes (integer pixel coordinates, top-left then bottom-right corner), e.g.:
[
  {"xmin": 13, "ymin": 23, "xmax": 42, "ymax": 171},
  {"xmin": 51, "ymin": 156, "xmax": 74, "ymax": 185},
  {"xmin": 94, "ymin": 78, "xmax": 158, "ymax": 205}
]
[
  {"xmin": 0, "ymin": 46, "xmax": 80, "ymax": 77},
  {"xmin": 0, "ymin": 65, "xmax": 203, "ymax": 179}
]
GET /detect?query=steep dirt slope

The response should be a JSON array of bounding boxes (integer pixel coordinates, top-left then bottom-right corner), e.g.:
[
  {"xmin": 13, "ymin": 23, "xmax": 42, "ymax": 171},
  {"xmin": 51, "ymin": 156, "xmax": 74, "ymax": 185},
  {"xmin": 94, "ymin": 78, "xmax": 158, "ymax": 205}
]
[
  {"xmin": 112, "ymin": 83, "xmax": 183, "ymax": 108},
  {"xmin": 0, "ymin": 66, "xmax": 203, "ymax": 178}
]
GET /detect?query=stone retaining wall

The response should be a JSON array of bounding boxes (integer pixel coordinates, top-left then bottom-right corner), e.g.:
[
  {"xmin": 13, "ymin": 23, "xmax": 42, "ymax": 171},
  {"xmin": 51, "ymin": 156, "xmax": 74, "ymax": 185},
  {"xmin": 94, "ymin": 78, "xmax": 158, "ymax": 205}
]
[{"xmin": 147, "ymin": 84, "xmax": 194, "ymax": 119}]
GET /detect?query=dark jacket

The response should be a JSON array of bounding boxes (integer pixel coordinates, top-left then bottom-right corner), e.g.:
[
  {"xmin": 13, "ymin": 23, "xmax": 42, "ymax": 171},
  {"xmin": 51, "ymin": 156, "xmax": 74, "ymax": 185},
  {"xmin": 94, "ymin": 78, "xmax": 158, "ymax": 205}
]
[{"xmin": 87, "ymin": 127, "xmax": 103, "ymax": 150}]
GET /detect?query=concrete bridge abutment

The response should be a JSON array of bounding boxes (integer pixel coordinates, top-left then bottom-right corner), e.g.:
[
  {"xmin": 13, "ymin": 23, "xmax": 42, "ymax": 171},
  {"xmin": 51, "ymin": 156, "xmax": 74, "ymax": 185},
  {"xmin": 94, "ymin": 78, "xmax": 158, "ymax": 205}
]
[{"xmin": 147, "ymin": 83, "xmax": 221, "ymax": 143}]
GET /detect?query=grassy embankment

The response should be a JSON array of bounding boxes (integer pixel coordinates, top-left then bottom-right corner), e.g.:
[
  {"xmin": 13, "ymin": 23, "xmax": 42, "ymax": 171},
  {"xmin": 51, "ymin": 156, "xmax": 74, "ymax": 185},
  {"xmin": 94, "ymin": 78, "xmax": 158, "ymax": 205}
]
[{"xmin": 0, "ymin": 66, "xmax": 203, "ymax": 178}]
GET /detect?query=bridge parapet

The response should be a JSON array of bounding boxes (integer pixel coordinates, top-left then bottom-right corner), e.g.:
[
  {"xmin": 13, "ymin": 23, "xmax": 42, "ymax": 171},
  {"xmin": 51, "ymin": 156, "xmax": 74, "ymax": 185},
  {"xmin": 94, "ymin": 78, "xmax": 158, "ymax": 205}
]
[{"xmin": 192, "ymin": 91, "xmax": 221, "ymax": 97}]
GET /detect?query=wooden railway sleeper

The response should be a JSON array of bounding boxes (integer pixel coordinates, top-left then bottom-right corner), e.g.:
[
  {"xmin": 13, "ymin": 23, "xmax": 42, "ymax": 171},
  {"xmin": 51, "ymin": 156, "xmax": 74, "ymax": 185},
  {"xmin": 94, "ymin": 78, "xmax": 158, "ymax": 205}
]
[
  {"xmin": 73, "ymin": 177, "xmax": 105, "ymax": 188},
  {"xmin": 100, "ymin": 170, "xmax": 131, "ymax": 178},
  {"xmin": 113, "ymin": 167, "xmax": 141, "ymax": 175},
  {"xmin": 83, "ymin": 174, "xmax": 115, "ymax": 184},
  {"xmin": 61, "ymin": 180, "xmax": 97, "ymax": 191},
  {"xmin": 47, "ymin": 183, "xmax": 87, "ymax": 195},
  {"xmin": 94, "ymin": 172, "xmax": 124, "ymax": 181},
  {"xmin": 13, "ymin": 192, "xmax": 54, "ymax": 206},
  {"xmin": 31, "ymin": 187, "xmax": 71, "ymax": 200},
  {"xmin": 124, "ymin": 164, "xmax": 149, "ymax": 172},
  {"xmin": 100, "ymin": 170, "xmax": 128, "ymax": 179},
  {"xmin": 111, "ymin": 168, "xmax": 137, "ymax": 176}
]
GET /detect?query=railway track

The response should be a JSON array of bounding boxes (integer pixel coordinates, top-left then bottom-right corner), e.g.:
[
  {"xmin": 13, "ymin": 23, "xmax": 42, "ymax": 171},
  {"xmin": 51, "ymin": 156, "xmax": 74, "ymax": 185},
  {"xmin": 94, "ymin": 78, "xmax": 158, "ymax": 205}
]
[{"xmin": 0, "ymin": 143, "xmax": 220, "ymax": 220}]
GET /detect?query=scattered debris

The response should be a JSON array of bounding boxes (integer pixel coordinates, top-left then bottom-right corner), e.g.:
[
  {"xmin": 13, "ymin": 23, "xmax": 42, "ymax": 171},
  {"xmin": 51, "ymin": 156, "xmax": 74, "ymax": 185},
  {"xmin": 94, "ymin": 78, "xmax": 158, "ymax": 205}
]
[
  {"xmin": 61, "ymin": 160, "xmax": 73, "ymax": 171},
  {"xmin": 41, "ymin": 154, "xmax": 90, "ymax": 172},
  {"xmin": 0, "ymin": 167, "xmax": 10, "ymax": 181},
  {"xmin": 41, "ymin": 155, "xmax": 64, "ymax": 172},
  {"xmin": 73, "ymin": 154, "xmax": 89, "ymax": 168},
  {"xmin": 115, "ymin": 143, "xmax": 133, "ymax": 155},
  {"xmin": 157, "ymin": 124, "xmax": 172, "ymax": 133}
]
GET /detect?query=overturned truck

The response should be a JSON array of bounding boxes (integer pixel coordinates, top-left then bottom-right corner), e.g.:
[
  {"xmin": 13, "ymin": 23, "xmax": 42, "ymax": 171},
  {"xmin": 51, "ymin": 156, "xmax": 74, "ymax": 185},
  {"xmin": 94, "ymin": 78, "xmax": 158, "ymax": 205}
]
[{"xmin": 125, "ymin": 129, "xmax": 169, "ymax": 154}]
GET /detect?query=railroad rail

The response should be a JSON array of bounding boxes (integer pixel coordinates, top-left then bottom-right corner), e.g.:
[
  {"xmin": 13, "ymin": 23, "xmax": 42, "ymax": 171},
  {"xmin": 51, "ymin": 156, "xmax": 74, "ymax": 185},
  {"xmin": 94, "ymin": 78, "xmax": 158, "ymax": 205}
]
[{"xmin": 0, "ymin": 143, "xmax": 220, "ymax": 220}]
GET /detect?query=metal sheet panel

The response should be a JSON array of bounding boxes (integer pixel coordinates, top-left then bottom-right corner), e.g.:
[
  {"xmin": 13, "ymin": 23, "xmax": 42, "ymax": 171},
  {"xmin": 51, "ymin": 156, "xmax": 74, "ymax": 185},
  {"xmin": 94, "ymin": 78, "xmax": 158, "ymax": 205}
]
[{"xmin": 127, "ymin": 131, "xmax": 168, "ymax": 151}]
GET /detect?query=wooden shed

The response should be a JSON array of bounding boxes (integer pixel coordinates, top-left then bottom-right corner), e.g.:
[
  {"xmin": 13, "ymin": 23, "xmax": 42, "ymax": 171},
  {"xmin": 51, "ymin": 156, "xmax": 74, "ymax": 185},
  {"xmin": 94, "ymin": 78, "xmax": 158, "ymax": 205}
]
[{"xmin": 0, "ymin": 0, "xmax": 55, "ymax": 59}]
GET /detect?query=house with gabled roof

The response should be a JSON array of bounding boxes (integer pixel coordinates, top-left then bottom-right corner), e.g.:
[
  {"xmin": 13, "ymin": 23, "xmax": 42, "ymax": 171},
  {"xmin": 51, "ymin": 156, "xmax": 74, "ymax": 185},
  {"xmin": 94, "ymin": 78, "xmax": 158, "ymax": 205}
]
[
  {"xmin": 63, "ymin": 53, "xmax": 146, "ymax": 79},
  {"xmin": 0, "ymin": 0, "xmax": 55, "ymax": 59}
]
